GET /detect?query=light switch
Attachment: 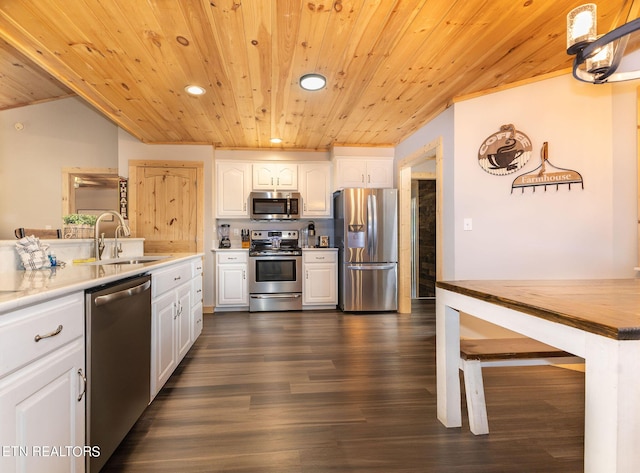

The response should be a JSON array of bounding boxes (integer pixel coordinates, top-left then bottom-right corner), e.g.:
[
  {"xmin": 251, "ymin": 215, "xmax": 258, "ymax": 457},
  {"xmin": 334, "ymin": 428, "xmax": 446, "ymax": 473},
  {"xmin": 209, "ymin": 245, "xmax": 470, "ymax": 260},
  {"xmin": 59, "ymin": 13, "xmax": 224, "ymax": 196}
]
[{"xmin": 463, "ymin": 218, "xmax": 473, "ymax": 231}]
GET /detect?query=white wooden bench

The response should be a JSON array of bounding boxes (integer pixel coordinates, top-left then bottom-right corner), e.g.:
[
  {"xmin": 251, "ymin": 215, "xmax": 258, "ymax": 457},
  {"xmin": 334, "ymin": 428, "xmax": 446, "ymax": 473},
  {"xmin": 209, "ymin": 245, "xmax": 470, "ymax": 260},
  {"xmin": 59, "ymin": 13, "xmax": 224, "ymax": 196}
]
[{"xmin": 459, "ymin": 337, "xmax": 583, "ymax": 435}]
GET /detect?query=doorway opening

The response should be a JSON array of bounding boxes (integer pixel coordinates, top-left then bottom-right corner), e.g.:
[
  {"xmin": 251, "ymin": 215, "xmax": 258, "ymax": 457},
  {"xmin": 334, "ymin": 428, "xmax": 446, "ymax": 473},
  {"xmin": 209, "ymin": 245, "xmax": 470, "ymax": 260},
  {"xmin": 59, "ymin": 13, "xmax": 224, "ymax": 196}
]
[{"xmin": 411, "ymin": 178, "xmax": 436, "ymax": 299}]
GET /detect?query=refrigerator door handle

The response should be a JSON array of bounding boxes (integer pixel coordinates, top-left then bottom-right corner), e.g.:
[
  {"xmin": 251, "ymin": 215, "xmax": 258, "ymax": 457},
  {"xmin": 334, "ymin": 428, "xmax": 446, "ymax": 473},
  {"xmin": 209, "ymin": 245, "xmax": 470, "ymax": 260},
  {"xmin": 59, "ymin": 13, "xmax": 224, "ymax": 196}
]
[
  {"xmin": 371, "ymin": 193, "xmax": 378, "ymax": 252},
  {"xmin": 347, "ymin": 264, "xmax": 396, "ymax": 271},
  {"xmin": 367, "ymin": 194, "xmax": 374, "ymax": 258}
]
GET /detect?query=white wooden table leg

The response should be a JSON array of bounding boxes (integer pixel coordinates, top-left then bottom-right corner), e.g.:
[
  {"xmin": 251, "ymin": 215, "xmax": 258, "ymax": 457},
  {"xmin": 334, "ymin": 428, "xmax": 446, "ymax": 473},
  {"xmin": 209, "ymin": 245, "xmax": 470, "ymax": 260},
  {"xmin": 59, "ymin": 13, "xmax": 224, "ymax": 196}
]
[
  {"xmin": 462, "ymin": 359, "xmax": 489, "ymax": 435},
  {"xmin": 436, "ymin": 290, "xmax": 461, "ymax": 428},
  {"xmin": 584, "ymin": 335, "xmax": 640, "ymax": 473}
]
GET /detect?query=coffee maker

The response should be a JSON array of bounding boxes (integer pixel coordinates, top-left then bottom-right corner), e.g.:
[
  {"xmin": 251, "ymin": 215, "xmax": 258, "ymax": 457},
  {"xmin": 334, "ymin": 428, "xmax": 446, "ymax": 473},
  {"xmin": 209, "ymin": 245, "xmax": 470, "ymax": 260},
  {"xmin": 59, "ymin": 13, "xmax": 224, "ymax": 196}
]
[
  {"xmin": 219, "ymin": 224, "xmax": 231, "ymax": 248},
  {"xmin": 307, "ymin": 221, "xmax": 315, "ymax": 247}
]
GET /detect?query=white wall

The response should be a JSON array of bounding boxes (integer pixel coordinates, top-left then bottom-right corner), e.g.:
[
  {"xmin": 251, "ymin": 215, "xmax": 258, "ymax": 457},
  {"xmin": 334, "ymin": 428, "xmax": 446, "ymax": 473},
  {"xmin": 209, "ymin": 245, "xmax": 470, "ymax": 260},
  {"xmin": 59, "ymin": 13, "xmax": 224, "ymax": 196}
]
[
  {"xmin": 395, "ymin": 105, "xmax": 456, "ymax": 280},
  {"xmin": 397, "ymin": 74, "xmax": 638, "ymax": 282},
  {"xmin": 454, "ymin": 74, "xmax": 636, "ymax": 279},
  {"xmin": 0, "ymin": 98, "xmax": 118, "ymax": 238}
]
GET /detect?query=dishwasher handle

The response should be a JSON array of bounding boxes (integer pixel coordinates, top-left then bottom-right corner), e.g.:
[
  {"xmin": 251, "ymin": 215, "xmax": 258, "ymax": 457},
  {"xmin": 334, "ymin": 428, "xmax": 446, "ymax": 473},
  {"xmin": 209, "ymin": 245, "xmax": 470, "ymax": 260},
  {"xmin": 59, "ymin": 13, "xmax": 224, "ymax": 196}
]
[{"xmin": 94, "ymin": 280, "xmax": 151, "ymax": 307}]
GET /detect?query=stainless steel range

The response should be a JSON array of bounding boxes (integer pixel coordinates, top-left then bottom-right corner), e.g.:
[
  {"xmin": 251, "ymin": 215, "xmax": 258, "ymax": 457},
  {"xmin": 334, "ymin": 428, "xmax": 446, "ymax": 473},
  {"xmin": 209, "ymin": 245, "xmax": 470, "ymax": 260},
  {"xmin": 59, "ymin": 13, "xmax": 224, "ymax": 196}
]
[{"xmin": 249, "ymin": 229, "xmax": 302, "ymax": 312}]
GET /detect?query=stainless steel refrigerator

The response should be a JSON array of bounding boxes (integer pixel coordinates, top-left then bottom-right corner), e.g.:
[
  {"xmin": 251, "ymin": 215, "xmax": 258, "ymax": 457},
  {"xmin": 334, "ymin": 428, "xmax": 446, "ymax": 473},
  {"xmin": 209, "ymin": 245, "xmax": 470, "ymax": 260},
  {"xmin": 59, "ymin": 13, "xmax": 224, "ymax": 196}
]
[{"xmin": 334, "ymin": 188, "xmax": 398, "ymax": 311}]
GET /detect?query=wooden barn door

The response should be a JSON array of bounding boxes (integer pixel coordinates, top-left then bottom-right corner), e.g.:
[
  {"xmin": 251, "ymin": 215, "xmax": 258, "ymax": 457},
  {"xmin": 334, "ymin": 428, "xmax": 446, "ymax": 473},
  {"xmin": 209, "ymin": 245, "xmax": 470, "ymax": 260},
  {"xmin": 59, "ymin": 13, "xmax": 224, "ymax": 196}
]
[{"xmin": 128, "ymin": 160, "xmax": 203, "ymax": 253}]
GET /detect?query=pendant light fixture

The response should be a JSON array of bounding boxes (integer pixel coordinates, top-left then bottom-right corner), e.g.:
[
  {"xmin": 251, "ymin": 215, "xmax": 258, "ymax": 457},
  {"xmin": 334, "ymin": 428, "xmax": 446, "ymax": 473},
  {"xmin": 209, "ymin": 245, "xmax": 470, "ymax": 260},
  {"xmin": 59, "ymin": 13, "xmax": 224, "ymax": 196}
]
[
  {"xmin": 567, "ymin": 3, "xmax": 640, "ymax": 84},
  {"xmin": 299, "ymin": 73, "xmax": 326, "ymax": 91}
]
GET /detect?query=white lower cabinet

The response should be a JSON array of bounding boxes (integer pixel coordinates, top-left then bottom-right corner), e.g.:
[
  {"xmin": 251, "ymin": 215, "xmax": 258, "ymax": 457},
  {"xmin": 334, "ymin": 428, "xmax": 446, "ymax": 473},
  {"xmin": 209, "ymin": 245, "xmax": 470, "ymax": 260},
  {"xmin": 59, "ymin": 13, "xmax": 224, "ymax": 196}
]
[
  {"xmin": 151, "ymin": 258, "xmax": 201, "ymax": 399},
  {"xmin": 302, "ymin": 250, "xmax": 338, "ymax": 308},
  {"xmin": 0, "ymin": 292, "xmax": 85, "ymax": 473},
  {"xmin": 215, "ymin": 251, "xmax": 249, "ymax": 309}
]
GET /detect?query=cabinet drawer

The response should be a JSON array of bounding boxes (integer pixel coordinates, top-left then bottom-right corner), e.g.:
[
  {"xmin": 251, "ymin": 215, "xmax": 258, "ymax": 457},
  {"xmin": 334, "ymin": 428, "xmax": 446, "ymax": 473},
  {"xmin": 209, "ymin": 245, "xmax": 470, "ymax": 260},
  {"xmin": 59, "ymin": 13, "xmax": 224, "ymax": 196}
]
[
  {"xmin": 191, "ymin": 258, "xmax": 203, "ymax": 277},
  {"xmin": 217, "ymin": 252, "xmax": 248, "ymax": 264},
  {"xmin": 303, "ymin": 251, "xmax": 337, "ymax": 263},
  {"xmin": 152, "ymin": 262, "xmax": 192, "ymax": 297},
  {"xmin": 192, "ymin": 276, "xmax": 203, "ymax": 304},
  {"xmin": 0, "ymin": 292, "xmax": 84, "ymax": 378}
]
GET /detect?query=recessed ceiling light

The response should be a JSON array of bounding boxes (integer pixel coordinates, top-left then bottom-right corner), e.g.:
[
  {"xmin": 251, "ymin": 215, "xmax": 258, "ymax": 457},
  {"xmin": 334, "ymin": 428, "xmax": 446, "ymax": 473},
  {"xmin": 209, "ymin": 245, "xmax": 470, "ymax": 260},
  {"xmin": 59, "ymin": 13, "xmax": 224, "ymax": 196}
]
[
  {"xmin": 300, "ymin": 73, "xmax": 326, "ymax": 91},
  {"xmin": 185, "ymin": 85, "xmax": 206, "ymax": 96},
  {"xmin": 270, "ymin": 138, "xmax": 283, "ymax": 144}
]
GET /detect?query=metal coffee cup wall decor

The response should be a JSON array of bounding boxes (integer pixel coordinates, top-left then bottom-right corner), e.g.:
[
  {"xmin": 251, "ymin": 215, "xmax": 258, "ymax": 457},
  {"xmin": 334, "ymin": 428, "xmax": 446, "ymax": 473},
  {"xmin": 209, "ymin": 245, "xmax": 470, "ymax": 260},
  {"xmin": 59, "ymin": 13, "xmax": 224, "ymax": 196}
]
[{"xmin": 478, "ymin": 124, "xmax": 532, "ymax": 175}]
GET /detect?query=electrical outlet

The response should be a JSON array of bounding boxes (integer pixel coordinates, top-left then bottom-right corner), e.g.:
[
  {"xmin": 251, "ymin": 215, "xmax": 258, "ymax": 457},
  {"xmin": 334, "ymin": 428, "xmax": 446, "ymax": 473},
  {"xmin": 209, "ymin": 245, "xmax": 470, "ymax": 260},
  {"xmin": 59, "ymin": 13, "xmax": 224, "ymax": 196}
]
[
  {"xmin": 463, "ymin": 218, "xmax": 473, "ymax": 231},
  {"xmin": 233, "ymin": 228, "xmax": 239, "ymax": 236}
]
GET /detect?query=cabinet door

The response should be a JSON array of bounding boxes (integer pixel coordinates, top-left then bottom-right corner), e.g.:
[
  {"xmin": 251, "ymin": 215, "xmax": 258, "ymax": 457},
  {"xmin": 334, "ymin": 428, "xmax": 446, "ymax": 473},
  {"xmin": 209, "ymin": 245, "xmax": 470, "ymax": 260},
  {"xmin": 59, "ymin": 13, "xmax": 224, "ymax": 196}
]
[
  {"xmin": 366, "ymin": 160, "xmax": 394, "ymax": 188},
  {"xmin": 275, "ymin": 164, "xmax": 298, "ymax": 190},
  {"xmin": 252, "ymin": 164, "xmax": 298, "ymax": 190},
  {"xmin": 191, "ymin": 300, "xmax": 203, "ymax": 340},
  {"xmin": 335, "ymin": 159, "xmax": 367, "ymax": 189},
  {"xmin": 216, "ymin": 263, "xmax": 248, "ymax": 306},
  {"xmin": 151, "ymin": 290, "xmax": 177, "ymax": 397},
  {"xmin": 303, "ymin": 263, "xmax": 338, "ymax": 305},
  {"xmin": 0, "ymin": 339, "xmax": 85, "ymax": 473},
  {"xmin": 299, "ymin": 163, "xmax": 331, "ymax": 217},
  {"xmin": 217, "ymin": 162, "xmax": 251, "ymax": 217},
  {"xmin": 176, "ymin": 283, "xmax": 192, "ymax": 361}
]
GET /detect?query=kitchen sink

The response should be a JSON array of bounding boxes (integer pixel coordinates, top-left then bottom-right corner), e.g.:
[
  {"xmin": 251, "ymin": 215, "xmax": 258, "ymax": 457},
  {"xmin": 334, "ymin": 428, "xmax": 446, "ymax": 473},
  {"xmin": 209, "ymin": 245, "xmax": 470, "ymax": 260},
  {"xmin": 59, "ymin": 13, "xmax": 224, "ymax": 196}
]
[{"xmin": 82, "ymin": 256, "xmax": 170, "ymax": 266}]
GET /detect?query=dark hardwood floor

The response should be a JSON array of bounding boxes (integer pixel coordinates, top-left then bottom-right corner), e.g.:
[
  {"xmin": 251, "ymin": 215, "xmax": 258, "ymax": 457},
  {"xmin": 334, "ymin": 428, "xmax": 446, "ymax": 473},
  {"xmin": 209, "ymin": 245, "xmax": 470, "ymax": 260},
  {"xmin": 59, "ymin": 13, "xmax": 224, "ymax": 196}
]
[{"xmin": 103, "ymin": 301, "xmax": 584, "ymax": 472}]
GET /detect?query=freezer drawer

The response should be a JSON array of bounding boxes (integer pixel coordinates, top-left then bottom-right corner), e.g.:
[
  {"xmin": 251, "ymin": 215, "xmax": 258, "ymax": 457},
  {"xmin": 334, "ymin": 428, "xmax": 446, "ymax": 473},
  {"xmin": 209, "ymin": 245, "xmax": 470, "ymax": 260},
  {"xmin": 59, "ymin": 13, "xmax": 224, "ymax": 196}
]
[{"xmin": 340, "ymin": 263, "xmax": 397, "ymax": 311}]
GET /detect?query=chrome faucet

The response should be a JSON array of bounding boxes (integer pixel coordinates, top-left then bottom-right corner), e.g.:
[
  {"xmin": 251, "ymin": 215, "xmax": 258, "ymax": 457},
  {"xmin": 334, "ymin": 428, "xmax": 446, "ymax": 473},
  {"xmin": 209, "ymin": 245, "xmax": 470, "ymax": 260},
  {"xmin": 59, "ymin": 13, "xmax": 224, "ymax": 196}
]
[{"xmin": 94, "ymin": 211, "xmax": 131, "ymax": 260}]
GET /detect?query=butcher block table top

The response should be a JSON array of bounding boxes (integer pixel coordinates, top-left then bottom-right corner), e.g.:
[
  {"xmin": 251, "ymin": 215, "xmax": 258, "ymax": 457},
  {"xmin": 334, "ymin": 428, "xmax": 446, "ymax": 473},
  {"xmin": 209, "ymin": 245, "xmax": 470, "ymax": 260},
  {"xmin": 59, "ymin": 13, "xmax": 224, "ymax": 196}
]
[{"xmin": 436, "ymin": 279, "xmax": 640, "ymax": 340}]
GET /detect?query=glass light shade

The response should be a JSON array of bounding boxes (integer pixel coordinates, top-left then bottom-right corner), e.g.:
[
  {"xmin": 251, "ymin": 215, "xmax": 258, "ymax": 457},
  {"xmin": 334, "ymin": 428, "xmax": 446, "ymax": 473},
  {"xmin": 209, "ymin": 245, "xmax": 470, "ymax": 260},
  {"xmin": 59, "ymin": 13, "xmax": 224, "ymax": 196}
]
[
  {"xmin": 586, "ymin": 36, "xmax": 614, "ymax": 74},
  {"xmin": 299, "ymin": 73, "xmax": 326, "ymax": 91},
  {"xmin": 270, "ymin": 137, "xmax": 282, "ymax": 144},
  {"xmin": 567, "ymin": 3, "xmax": 597, "ymax": 53}
]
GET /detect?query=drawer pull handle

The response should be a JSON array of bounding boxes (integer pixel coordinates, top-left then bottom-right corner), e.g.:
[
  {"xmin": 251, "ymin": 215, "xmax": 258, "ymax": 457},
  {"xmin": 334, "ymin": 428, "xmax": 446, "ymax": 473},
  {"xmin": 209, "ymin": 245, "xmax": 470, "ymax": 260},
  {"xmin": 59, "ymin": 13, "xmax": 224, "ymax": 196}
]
[
  {"xmin": 77, "ymin": 369, "xmax": 87, "ymax": 402},
  {"xmin": 174, "ymin": 276, "xmax": 181, "ymax": 281},
  {"xmin": 34, "ymin": 324, "xmax": 63, "ymax": 342}
]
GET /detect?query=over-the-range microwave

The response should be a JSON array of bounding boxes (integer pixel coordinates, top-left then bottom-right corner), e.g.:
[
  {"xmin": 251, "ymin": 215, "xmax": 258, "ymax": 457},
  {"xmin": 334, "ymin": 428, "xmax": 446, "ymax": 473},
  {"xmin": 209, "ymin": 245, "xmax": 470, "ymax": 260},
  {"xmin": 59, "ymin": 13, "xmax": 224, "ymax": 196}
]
[{"xmin": 249, "ymin": 191, "xmax": 301, "ymax": 220}]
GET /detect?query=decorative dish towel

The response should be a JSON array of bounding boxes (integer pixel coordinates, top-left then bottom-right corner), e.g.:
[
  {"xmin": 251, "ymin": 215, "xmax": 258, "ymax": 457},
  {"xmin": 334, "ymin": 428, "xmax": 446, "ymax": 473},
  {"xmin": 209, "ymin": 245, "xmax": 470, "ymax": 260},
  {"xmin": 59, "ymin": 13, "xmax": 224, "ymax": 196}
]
[{"xmin": 15, "ymin": 236, "xmax": 52, "ymax": 270}]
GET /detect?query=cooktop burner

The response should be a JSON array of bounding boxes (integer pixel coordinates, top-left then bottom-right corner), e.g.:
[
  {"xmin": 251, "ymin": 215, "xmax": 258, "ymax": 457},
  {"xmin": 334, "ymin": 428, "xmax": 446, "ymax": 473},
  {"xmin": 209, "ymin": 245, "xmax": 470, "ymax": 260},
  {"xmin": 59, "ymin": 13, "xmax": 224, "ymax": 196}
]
[{"xmin": 249, "ymin": 229, "xmax": 301, "ymax": 256}]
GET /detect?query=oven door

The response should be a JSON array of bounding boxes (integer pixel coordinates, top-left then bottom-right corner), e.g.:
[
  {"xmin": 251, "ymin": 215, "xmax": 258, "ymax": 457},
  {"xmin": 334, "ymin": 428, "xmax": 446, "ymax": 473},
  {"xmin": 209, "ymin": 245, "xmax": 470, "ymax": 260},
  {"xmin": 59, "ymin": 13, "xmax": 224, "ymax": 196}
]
[{"xmin": 249, "ymin": 254, "xmax": 302, "ymax": 294}]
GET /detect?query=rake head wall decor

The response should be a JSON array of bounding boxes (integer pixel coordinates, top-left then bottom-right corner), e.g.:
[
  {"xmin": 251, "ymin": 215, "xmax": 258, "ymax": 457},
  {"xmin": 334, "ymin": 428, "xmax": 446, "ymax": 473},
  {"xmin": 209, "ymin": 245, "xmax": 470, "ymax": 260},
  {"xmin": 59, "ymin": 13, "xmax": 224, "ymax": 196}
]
[{"xmin": 511, "ymin": 142, "xmax": 584, "ymax": 193}]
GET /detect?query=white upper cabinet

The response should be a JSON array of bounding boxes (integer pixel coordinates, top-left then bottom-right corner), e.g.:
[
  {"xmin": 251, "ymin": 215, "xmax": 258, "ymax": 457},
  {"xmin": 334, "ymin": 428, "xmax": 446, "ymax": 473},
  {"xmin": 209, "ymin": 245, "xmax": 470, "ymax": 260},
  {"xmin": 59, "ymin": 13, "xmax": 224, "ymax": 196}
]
[
  {"xmin": 331, "ymin": 146, "xmax": 395, "ymax": 190},
  {"xmin": 299, "ymin": 162, "xmax": 332, "ymax": 217},
  {"xmin": 216, "ymin": 162, "xmax": 252, "ymax": 217},
  {"xmin": 252, "ymin": 163, "xmax": 298, "ymax": 191}
]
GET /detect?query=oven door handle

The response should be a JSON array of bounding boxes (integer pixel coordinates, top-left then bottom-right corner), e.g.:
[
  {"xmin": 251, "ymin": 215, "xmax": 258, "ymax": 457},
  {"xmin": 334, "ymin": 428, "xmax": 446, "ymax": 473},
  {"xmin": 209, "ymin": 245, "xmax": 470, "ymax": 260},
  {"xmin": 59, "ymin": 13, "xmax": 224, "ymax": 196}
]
[{"xmin": 250, "ymin": 294, "xmax": 302, "ymax": 299}]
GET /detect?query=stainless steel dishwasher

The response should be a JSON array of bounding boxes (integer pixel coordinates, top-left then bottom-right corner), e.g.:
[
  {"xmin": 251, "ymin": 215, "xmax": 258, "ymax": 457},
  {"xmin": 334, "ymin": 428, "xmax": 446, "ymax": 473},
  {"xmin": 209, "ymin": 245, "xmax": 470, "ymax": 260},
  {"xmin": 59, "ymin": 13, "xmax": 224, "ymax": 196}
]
[{"xmin": 85, "ymin": 274, "xmax": 152, "ymax": 472}]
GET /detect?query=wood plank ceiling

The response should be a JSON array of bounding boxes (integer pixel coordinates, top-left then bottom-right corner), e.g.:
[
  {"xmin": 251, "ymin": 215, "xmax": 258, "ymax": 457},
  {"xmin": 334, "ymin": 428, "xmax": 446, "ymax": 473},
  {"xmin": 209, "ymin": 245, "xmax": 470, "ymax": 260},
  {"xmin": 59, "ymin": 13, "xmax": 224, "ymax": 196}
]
[{"xmin": 0, "ymin": 1, "xmax": 632, "ymax": 150}]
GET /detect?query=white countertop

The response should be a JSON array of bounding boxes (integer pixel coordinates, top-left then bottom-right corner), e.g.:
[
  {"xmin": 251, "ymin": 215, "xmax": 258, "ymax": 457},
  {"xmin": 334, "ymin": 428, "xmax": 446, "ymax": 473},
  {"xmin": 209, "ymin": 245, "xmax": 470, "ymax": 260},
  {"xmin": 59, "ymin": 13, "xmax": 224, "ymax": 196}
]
[
  {"xmin": 0, "ymin": 253, "xmax": 202, "ymax": 315},
  {"xmin": 303, "ymin": 247, "xmax": 338, "ymax": 251}
]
